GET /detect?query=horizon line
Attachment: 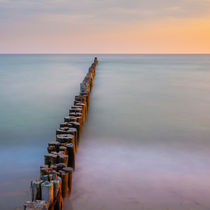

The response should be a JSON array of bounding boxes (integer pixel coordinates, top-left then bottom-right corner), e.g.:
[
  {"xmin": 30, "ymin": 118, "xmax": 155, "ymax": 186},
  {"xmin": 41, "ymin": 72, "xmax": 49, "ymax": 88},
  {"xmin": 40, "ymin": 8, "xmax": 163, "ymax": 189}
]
[{"xmin": 0, "ymin": 53, "xmax": 210, "ymax": 55}]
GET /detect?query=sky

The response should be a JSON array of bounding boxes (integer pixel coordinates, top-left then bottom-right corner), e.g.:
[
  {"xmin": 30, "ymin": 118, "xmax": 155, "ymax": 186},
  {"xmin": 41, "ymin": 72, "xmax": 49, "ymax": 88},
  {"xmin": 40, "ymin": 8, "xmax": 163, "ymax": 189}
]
[{"xmin": 0, "ymin": 0, "xmax": 210, "ymax": 53}]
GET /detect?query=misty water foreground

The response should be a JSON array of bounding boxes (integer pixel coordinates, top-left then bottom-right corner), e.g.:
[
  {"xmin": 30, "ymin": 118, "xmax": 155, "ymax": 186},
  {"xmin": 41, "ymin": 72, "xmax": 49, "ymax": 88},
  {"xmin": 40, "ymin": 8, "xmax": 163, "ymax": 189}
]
[{"xmin": 1, "ymin": 54, "xmax": 210, "ymax": 210}]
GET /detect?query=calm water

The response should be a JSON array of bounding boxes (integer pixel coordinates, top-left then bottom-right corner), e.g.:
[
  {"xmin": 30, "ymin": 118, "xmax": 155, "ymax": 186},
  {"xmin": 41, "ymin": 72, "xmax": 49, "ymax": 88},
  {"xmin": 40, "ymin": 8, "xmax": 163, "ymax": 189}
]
[{"xmin": 1, "ymin": 55, "xmax": 210, "ymax": 210}]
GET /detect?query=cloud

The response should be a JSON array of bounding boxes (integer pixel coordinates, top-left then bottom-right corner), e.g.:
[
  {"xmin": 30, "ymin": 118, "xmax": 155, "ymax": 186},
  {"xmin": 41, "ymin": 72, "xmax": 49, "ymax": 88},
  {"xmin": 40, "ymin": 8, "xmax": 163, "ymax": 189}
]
[
  {"xmin": 0, "ymin": 0, "xmax": 210, "ymax": 53},
  {"xmin": 0, "ymin": 0, "xmax": 210, "ymax": 22}
]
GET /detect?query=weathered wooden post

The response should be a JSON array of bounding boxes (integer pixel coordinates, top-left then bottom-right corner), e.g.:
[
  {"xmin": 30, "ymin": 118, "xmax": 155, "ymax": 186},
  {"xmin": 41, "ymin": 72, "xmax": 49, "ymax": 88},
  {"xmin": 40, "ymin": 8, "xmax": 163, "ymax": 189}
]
[
  {"xmin": 94, "ymin": 57, "xmax": 98, "ymax": 63},
  {"xmin": 40, "ymin": 165, "xmax": 49, "ymax": 177},
  {"xmin": 49, "ymin": 170, "xmax": 57, "ymax": 181},
  {"xmin": 56, "ymin": 127, "xmax": 78, "ymax": 150},
  {"xmin": 41, "ymin": 181, "xmax": 54, "ymax": 207},
  {"xmin": 48, "ymin": 145, "xmax": 56, "ymax": 153},
  {"xmin": 54, "ymin": 189, "xmax": 63, "ymax": 210},
  {"xmin": 70, "ymin": 122, "xmax": 81, "ymax": 137},
  {"xmin": 69, "ymin": 107, "xmax": 83, "ymax": 114},
  {"xmin": 75, "ymin": 102, "xmax": 87, "ymax": 119},
  {"xmin": 66, "ymin": 143, "xmax": 75, "ymax": 170},
  {"xmin": 56, "ymin": 134, "xmax": 75, "ymax": 151},
  {"xmin": 56, "ymin": 163, "xmax": 66, "ymax": 171},
  {"xmin": 59, "ymin": 170, "xmax": 69, "ymax": 198},
  {"xmin": 56, "ymin": 134, "xmax": 74, "ymax": 143},
  {"xmin": 58, "ymin": 153, "xmax": 68, "ymax": 167},
  {"xmin": 31, "ymin": 179, "xmax": 43, "ymax": 201},
  {"xmin": 64, "ymin": 116, "xmax": 77, "ymax": 123},
  {"xmin": 69, "ymin": 111, "xmax": 83, "ymax": 124},
  {"xmin": 50, "ymin": 164, "xmax": 57, "ymax": 172},
  {"xmin": 48, "ymin": 141, "xmax": 61, "ymax": 152},
  {"xmin": 44, "ymin": 153, "xmax": 58, "ymax": 167},
  {"xmin": 24, "ymin": 200, "xmax": 49, "ymax": 210},
  {"xmin": 60, "ymin": 122, "xmax": 72, "ymax": 128},
  {"xmin": 41, "ymin": 175, "xmax": 49, "ymax": 182},
  {"xmin": 59, "ymin": 146, "xmax": 67, "ymax": 155},
  {"xmin": 80, "ymin": 93, "xmax": 89, "ymax": 107},
  {"xmin": 62, "ymin": 167, "xmax": 73, "ymax": 195},
  {"xmin": 52, "ymin": 176, "xmax": 62, "ymax": 201},
  {"xmin": 75, "ymin": 95, "xmax": 85, "ymax": 104}
]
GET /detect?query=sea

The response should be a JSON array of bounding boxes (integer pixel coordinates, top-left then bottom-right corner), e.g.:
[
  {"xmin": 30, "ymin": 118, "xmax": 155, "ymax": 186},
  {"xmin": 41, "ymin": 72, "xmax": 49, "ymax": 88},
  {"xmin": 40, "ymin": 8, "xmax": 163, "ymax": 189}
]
[{"xmin": 0, "ymin": 54, "xmax": 210, "ymax": 210}]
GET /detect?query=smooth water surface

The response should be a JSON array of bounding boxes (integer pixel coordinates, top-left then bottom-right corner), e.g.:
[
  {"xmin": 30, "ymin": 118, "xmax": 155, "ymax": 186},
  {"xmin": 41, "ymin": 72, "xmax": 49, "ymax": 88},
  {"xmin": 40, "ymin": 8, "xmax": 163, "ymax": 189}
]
[
  {"xmin": 1, "ymin": 55, "xmax": 210, "ymax": 210},
  {"xmin": 64, "ymin": 55, "xmax": 210, "ymax": 210},
  {"xmin": 0, "ymin": 54, "xmax": 94, "ymax": 209}
]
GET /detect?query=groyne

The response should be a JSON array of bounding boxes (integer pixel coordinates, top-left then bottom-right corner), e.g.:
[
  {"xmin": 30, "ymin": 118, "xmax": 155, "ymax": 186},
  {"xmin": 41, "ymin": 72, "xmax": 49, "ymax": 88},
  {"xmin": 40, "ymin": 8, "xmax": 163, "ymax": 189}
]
[{"xmin": 24, "ymin": 57, "xmax": 99, "ymax": 210}]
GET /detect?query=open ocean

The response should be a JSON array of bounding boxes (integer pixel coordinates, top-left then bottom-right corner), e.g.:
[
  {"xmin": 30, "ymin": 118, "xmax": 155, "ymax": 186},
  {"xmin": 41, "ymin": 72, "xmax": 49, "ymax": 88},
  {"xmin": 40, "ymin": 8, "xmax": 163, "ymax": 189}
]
[{"xmin": 0, "ymin": 54, "xmax": 210, "ymax": 210}]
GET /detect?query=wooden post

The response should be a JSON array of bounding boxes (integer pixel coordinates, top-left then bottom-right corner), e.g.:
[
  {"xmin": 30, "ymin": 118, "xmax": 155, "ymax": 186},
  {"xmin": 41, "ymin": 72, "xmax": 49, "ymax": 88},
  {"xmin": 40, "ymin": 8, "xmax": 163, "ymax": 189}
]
[
  {"xmin": 70, "ymin": 122, "xmax": 81, "ymax": 136},
  {"xmin": 65, "ymin": 127, "xmax": 78, "ymax": 146},
  {"xmin": 50, "ymin": 164, "xmax": 57, "ymax": 172},
  {"xmin": 64, "ymin": 116, "xmax": 77, "ymax": 123},
  {"xmin": 75, "ymin": 102, "xmax": 87, "ymax": 119},
  {"xmin": 24, "ymin": 200, "xmax": 49, "ymax": 210},
  {"xmin": 41, "ymin": 175, "xmax": 49, "ymax": 182},
  {"xmin": 62, "ymin": 167, "xmax": 73, "ymax": 195},
  {"xmin": 75, "ymin": 95, "xmax": 85, "ymax": 103},
  {"xmin": 49, "ymin": 170, "xmax": 57, "ymax": 181},
  {"xmin": 69, "ymin": 112, "xmax": 83, "ymax": 123},
  {"xmin": 47, "ymin": 145, "xmax": 56, "ymax": 153},
  {"xmin": 69, "ymin": 108, "xmax": 83, "ymax": 114},
  {"xmin": 52, "ymin": 176, "xmax": 62, "ymax": 200},
  {"xmin": 44, "ymin": 154, "xmax": 58, "ymax": 167},
  {"xmin": 60, "ymin": 122, "xmax": 72, "ymax": 128},
  {"xmin": 56, "ymin": 163, "xmax": 66, "ymax": 171},
  {"xmin": 56, "ymin": 134, "xmax": 75, "ymax": 151},
  {"xmin": 68, "ymin": 112, "xmax": 77, "ymax": 117},
  {"xmin": 59, "ymin": 146, "xmax": 67, "ymax": 155},
  {"xmin": 56, "ymin": 134, "xmax": 74, "ymax": 143},
  {"xmin": 53, "ymin": 176, "xmax": 63, "ymax": 210},
  {"xmin": 48, "ymin": 141, "xmax": 61, "ymax": 152},
  {"xmin": 56, "ymin": 128, "xmax": 78, "ymax": 148},
  {"xmin": 40, "ymin": 165, "xmax": 49, "ymax": 177},
  {"xmin": 71, "ymin": 107, "xmax": 85, "ymax": 122},
  {"xmin": 44, "ymin": 154, "xmax": 51, "ymax": 166},
  {"xmin": 59, "ymin": 170, "xmax": 69, "ymax": 198},
  {"xmin": 94, "ymin": 57, "xmax": 98, "ymax": 63},
  {"xmin": 31, "ymin": 179, "xmax": 43, "ymax": 201},
  {"xmin": 80, "ymin": 93, "xmax": 89, "ymax": 107},
  {"xmin": 57, "ymin": 126, "xmax": 70, "ymax": 131},
  {"xmin": 58, "ymin": 153, "xmax": 68, "ymax": 167},
  {"xmin": 66, "ymin": 143, "xmax": 75, "ymax": 170},
  {"xmin": 56, "ymin": 134, "xmax": 74, "ymax": 149},
  {"xmin": 75, "ymin": 116, "xmax": 83, "ymax": 125},
  {"xmin": 41, "ymin": 181, "xmax": 54, "ymax": 207},
  {"xmin": 54, "ymin": 190, "xmax": 63, "ymax": 210}
]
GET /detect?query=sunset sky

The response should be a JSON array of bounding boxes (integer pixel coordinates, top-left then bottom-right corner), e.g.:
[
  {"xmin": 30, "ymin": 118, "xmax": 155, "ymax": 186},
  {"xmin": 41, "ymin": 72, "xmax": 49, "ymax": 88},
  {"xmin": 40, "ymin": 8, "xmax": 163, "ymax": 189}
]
[{"xmin": 0, "ymin": 0, "xmax": 210, "ymax": 53}]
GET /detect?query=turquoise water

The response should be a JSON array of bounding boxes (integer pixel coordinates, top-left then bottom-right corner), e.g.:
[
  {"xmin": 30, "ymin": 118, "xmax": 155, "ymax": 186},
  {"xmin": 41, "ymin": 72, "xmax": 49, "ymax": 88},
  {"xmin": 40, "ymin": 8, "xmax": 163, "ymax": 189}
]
[
  {"xmin": 0, "ymin": 54, "xmax": 93, "ymax": 209},
  {"xmin": 1, "ymin": 55, "xmax": 210, "ymax": 209}
]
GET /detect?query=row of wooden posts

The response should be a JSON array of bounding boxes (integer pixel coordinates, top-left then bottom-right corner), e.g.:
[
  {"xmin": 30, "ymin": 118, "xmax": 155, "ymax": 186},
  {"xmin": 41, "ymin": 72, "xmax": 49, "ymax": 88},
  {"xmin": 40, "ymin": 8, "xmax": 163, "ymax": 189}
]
[{"xmin": 24, "ymin": 57, "xmax": 99, "ymax": 210}]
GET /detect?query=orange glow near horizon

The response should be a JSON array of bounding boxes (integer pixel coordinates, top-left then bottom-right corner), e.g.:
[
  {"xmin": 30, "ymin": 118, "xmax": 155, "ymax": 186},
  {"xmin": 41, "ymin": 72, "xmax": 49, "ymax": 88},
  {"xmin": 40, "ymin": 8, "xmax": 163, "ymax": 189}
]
[{"xmin": 0, "ymin": 1, "xmax": 210, "ymax": 53}]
